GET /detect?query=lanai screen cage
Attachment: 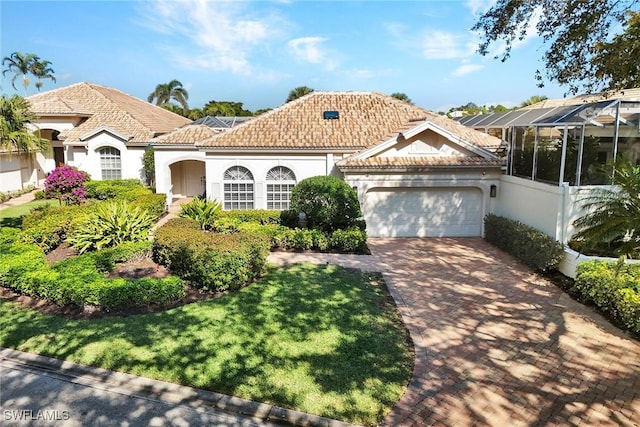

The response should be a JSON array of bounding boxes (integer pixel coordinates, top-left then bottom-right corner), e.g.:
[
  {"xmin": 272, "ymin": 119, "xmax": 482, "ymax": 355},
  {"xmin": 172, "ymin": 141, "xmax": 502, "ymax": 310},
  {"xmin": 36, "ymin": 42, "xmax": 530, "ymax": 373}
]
[{"xmin": 457, "ymin": 99, "xmax": 640, "ymax": 186}]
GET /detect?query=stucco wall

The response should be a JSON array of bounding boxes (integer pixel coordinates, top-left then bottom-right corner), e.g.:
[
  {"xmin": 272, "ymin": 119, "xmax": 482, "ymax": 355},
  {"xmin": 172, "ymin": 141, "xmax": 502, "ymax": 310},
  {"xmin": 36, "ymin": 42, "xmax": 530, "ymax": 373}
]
[
  {"xmin": 66, "ymin": 133, "xmax": 145, "ymax": 181},
  {"xmin": 0, "ymin": 152, "xmax": 47, "ymax": 193},
  {"xmin": 206, "ymin": 154, "xmax": 333, "ymax": 209}
]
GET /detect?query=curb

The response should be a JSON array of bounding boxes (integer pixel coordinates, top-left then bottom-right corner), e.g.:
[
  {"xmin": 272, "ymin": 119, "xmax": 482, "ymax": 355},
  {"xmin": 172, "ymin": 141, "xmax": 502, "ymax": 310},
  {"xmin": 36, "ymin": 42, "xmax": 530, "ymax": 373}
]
[{"xmin": 1, "ymin": 347, "xmax": 358, "ymax": 427}]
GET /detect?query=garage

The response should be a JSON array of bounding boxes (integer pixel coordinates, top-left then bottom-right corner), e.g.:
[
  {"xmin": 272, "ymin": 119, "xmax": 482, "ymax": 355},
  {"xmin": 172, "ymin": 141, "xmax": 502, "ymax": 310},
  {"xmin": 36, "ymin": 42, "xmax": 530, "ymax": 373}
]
[{"xmin": 363, "ymin": 187, "xmax": 484, "ymax": 237}]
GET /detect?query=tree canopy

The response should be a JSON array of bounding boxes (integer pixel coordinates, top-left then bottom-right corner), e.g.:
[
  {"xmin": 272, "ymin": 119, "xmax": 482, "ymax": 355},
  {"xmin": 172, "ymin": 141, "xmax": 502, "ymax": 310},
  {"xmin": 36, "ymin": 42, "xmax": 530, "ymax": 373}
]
[
  {"xmin": 473, "ymin": 0, "xmax": 640, "ymax": 94},
  {"xmin": 0, "ymin": 94, "xmax": 49, "ymax": 154}
]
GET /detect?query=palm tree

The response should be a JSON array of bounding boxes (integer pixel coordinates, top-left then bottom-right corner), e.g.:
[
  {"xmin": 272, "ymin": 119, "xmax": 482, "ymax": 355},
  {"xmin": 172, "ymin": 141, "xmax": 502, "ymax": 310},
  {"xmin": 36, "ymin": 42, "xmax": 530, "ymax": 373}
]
[
  {"xmin": 2, "ymin": 52, "xmax": 39, "ymax": 95},
  {"xmin": 520, "ymin": 95, "xmax": 549, "ymax": 108},
  {"xmin": 0, "ymin": 94, "xmax": 49, "ymax": 154},
  {"xmin": 31, "ymin": 59, "xmax": 56, "ymax": 91},
  {"xmin": 147, "ymin": 80, "xmax": 189, "ymax": 111},
  {"xmin": 286, "ymin": 86, "xmax": 314, "ymax": 103},
  {"xmin": 572, "ymin": 157, "xmax": 640, "ymax": 258}
]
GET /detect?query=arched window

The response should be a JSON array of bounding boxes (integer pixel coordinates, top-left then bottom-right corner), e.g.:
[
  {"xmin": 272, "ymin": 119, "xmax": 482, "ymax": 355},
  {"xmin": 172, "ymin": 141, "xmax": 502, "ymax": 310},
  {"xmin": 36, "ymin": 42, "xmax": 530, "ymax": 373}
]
[
  {"xmin": 266, "ymin": 166, "xmax": 296, "ymax": 210},
  {"xmin": 223, "ymin": 166, "xmax": 254, "ymax": 210},
  {"xmin": 99, "ymin": 147, "xmax": 121, "ymax": 180}
]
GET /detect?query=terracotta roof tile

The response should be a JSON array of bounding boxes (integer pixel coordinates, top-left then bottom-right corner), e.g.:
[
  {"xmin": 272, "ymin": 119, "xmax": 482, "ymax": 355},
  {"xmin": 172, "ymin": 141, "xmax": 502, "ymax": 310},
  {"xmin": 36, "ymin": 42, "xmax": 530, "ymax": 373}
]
[
  {"xmin": 338, "ymin": 155, "xmax": 504, "ymax": 170},
  {"xmin": 197, "ymin": 92, "xmax": 438, "ymax": 150},
  {"xmin": 27, "ymin": 82, "xmax": 190, "ymax": 143},
  {"xmin": 521, "ymin": 87, "xmax": 640, "ymax": 110},
  {"xmin": 152, "ymin": 124, "xmax": 224, "ymax": 145}
]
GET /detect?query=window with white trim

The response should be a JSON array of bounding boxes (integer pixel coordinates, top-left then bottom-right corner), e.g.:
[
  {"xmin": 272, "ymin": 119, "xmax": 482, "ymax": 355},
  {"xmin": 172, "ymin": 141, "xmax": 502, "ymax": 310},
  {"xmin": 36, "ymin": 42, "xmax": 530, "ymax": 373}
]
[
  {"xmin": 99, "ymin": 147, "xmax": 121, "ymax": 180},
  {"xmin": 223, "ymin": 166, "xmax": 254, "ymax": 210},
  {"xmin": 266, "ymin": 166, "xmax": 296, "ymax": 210}
]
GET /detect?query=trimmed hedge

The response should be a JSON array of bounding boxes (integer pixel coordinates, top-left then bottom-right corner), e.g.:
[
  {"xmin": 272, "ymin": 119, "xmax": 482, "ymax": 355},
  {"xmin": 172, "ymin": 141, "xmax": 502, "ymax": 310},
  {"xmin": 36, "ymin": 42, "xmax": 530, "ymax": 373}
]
[
  {"xmin": 219, "ymin": 209, "xmax": 282, "ymax": 225},
  {"xmin": 153, "ymin": 218, "xmax": 271, "ymax": 292},
  {"xmin": 575, "ymin": 260, "xmax": 640, "ymax": 333},
  {"xmin": 484, "ymin": 214, "xmax": 564, "ymax": 271},
  {"xmin": 0, "ymin": 229, "xmax": 185, "ymax": 309}
]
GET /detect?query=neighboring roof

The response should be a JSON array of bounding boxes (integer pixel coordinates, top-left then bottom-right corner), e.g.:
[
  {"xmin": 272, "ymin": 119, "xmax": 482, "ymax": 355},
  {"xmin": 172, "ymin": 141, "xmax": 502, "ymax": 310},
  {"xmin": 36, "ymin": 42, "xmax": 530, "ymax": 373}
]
[
  {"xmin": 522, "ymin": 87, "xmax": 640, "ymax": 110},
  {"xmin": 27, "ymin": 82, "xmax": 191, "ymax": 143},
  {"xmin": 196, "ymin": 91, "xmax": 452, "ymax": 150},
  {"xmin": 338, "ymin": 156, "xmax": 504, "ymax": 171},
  {"xmin": 152, "ymin": 124, "xmax": 224, "ymax": 145},
  {"xmin": 192, "ymin": 116, "xmax": 252, "ymax": 129},
  {"xmin": 457, "ymin": 99, "xmax": 640, "ymax": 129}
]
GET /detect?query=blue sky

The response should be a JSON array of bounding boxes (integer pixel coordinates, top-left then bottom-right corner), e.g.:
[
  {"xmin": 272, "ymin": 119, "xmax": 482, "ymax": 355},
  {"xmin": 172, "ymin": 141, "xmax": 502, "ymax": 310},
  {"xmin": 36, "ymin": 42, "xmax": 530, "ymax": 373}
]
[{"xmin": 1, "ymin": 0, "xmax": 566, "ymax": 113}]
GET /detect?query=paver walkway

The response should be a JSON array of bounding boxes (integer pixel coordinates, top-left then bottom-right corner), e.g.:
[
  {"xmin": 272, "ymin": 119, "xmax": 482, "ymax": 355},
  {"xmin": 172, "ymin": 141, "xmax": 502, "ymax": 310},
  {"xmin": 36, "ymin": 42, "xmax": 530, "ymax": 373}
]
[{"xmin": 365, "ymin": 237, "xmax": 640, "ymax": 427}]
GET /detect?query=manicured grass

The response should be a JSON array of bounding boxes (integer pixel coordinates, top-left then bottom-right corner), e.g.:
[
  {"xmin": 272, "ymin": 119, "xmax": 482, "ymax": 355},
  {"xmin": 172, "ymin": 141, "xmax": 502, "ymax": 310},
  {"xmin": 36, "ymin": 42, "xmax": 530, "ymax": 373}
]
[
  {"xmin": 0, "ymin": 199, "xmax": 57, "ymax": 227},
  {"xmin": 0, "ymin": 263, "xmax": 414, "ymax": 425}
]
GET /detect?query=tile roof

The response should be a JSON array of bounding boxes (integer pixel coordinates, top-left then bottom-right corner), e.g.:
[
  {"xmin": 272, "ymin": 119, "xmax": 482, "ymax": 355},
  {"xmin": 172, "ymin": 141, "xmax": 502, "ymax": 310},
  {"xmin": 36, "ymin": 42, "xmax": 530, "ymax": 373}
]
[
  {"xmin": 27, "ymin": 82, "xmax": 191, "ymax": 143},
  {"xmin": 152, "ymin": 124, "xmax": 224, "ymax": 145},
  {"xmin": 338, "ymin": 155, "xmax": 504, "ymax": 170},
  {"xmin": 196, "ymin": 91, "xmax": 492, "ymax": 150}
]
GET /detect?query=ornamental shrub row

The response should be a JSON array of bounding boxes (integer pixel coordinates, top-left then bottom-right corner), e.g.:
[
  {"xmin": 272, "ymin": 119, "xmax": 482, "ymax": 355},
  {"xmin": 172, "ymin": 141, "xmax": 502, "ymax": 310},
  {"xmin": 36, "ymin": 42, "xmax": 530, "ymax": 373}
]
[
  {"xmin": 0, "ymin": 229, "xmax": 185, "ymax": 309},
  {"xmin": 575, "ymin": 260, "xmax": 640, "ymax": 333},
  {"xmin": 21, "ymin": 183, "xmax": 165, "ymax": 253},
  {"xmin": 484, "ymin": 214, "xmax": 564, "ymax": 271},
  {"xmin": 152, "ymin": 218, "xmax": 271, "ymax": 292},
  {"xmin": 219, "ymin": 209, "xmax": 282, "ymax": 225}
]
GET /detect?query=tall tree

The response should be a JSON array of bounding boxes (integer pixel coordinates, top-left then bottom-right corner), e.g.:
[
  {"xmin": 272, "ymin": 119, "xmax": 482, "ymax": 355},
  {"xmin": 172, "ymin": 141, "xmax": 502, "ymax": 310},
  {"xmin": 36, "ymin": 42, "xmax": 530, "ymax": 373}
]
[
  {"xmin": 473, "ymin": 0, "xmax": 639, "ymax": 94},
  {"xmin": 2, "ymin": 52, "xmax": 40, "ymax": 95},
  {"xmin": 0, "ymin": 94, "xmax": 49, "ymax": 154},
  {"xmin": 286, "ymin": 86, "xmax": 314, "ymax": 103},
  {"xmin": 147, "ymin": 80, "xmax": 189, "ymax": 111},
  {"xmin": 31, "ymin": 59, "xmax": 56, "ymax": 91},
  {"xmin": 390, "ymin": 92, "xmax": 412, "ymax": 104}
]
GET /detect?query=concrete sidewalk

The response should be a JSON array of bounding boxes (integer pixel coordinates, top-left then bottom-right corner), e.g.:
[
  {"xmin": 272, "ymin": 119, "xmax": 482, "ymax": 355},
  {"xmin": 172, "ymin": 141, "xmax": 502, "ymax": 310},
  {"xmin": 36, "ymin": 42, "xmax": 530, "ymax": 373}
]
[{"xmin": 0, "ymin": 190, "xmax": 38, "ymax": 211}]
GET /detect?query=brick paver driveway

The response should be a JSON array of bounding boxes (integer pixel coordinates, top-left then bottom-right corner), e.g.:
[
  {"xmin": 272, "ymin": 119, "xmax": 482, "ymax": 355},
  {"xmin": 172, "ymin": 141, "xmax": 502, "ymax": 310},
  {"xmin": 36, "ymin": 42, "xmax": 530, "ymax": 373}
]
[{"xmin": 368, "ymin": 238, "xmax": 640, "ymax": 427}]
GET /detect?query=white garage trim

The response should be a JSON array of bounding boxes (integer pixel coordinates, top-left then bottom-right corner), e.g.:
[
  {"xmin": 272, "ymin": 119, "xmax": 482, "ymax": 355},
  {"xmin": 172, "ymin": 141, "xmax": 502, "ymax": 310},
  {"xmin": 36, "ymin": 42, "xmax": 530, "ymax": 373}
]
[{"xmin": 364, "ymin": 186, "xmax": 484, "ymax": 237}]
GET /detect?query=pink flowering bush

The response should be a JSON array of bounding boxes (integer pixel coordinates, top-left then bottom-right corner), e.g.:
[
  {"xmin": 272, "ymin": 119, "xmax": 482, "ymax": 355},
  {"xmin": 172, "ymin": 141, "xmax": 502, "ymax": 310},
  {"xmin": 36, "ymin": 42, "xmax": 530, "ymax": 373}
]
[{"xmin": 44, "ymin": 166, "xmax": 89, "ymax": 205}]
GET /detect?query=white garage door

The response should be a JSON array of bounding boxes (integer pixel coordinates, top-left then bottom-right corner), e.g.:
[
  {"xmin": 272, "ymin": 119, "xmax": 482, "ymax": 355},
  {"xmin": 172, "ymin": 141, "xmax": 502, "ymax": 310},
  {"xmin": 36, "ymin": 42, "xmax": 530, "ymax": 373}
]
[{"xmin": 364, "ymin": 187, "xmax": 483, "ymax": 237}]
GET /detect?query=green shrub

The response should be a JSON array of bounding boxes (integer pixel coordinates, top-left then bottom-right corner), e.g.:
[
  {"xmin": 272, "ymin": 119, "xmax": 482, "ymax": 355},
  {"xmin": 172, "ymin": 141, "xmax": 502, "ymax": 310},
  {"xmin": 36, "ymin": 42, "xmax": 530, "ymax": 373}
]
[
  {"xmin": 290, "ymin": 176, "xmax": 363, "ymax": 232},
  {"xmin": 330, "ymin": 227, "xmax": 368, "ymax": 253},
  {"xmin": 179, "ymin": 198, "xmax": 222, "ymax": 230},
  {"xmin": 153, "ymin": 218, "xmax": 270, "ymax": 292},
  {"xmin": 575, "ymin": 260, "xmax": 640, "ymax": 333},
  {"xmin": 132, "ymin": 193, "xmax": 166, "ymax": 219},
  {"xmin": 484, "ymin": 214, "xmax": 564, "ymax": 271},
  {"xmin": 21, "ymin": 203, "xmax": 95, "ymax": 252},
  {"xmin": 85, "ymin": 179, "xmax": 145, "ymax": 200},
  {"xmin": 279, "ymin": 209, "xmax": 300, "ymax": 228},
  {"xmin": 0, "ymin": 234, "xmax": 184, "ymax": 309},
  {"xmin": 219, "ymin": 209, "xmax": 282, "ymax": 225},
  {"xmin": 93, "ymin": 241, "xmax": 153, "ymax": 273},
  {"xmin": 33, "ymin": 190, "xmax": 47, "ymax": 200},
  {"xmin": 67, "ymin": 201, "xmax": 155, "ymax": 253}
]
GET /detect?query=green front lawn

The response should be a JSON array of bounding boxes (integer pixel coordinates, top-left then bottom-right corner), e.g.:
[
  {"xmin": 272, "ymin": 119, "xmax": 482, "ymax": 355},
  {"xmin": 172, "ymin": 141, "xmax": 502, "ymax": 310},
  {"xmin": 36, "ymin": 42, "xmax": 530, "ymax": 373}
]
[
  {"xmin": 0, "ymin": 263, "xmax": 414, "ymax": 425},
  {"xmin": 0, "ymin": 199, "xmax": 57, "ymax": 227}
]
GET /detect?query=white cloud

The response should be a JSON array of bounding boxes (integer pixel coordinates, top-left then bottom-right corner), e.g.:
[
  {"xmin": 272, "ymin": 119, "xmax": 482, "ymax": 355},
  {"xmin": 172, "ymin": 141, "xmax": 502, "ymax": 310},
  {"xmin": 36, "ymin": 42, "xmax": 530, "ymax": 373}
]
[
  {"xmin": 422, "ymin": 30, "xmax": 477, "ymax": 60},
  {"xmin": 452, "ymin": 63, "xmax": 484, "ymax": 77},
  {"xmin": 137, "ymin": 0, "xmax": 283, "ymax": 75},
  {"xmin": 287, "ymin": 37, "xmax": 339, "ymax": 70}
]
